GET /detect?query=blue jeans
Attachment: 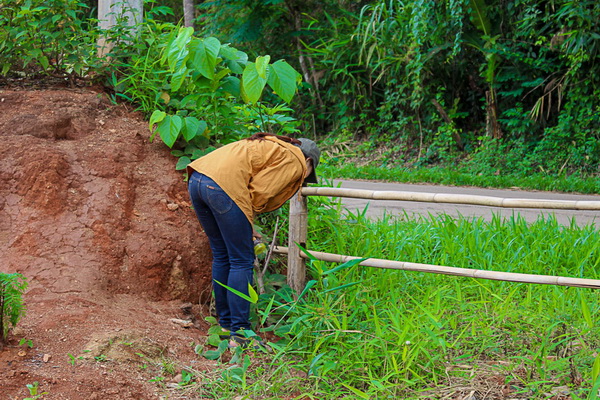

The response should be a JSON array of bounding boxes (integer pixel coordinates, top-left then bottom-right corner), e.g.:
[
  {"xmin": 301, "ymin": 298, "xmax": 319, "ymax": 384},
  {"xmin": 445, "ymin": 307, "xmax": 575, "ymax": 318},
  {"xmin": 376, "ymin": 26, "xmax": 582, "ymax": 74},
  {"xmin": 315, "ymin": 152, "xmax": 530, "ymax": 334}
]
[{"xmin": 188, "ymin": 171, "xmax": 254, "ymax": 332}]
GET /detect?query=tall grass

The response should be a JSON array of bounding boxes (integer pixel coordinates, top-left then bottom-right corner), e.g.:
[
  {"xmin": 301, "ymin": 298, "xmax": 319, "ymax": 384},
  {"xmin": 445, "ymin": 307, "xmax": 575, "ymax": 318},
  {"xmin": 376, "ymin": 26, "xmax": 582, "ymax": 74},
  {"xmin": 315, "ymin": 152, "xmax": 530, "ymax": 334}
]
[
  {"xmin": 184, "ymin": 200, "xmax": 600, "ymax": 399},
  {"xmin": 263, "ymin": 208, "xmax": 600, "ymax": 397}
]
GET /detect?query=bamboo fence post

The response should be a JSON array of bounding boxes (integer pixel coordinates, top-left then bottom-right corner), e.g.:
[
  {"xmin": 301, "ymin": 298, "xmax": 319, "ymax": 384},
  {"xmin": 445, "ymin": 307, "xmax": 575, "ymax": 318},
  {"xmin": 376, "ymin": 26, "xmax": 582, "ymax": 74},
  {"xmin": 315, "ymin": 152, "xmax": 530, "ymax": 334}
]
[{"xmin": 288, "ymin": 191, "xmax": 308, "ymax": 296}]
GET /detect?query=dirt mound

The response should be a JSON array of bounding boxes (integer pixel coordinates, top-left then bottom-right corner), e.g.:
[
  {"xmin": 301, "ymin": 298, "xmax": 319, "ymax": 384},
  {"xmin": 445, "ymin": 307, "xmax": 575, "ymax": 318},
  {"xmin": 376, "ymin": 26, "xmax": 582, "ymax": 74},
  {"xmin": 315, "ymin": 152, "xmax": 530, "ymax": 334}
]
[
  {"xmin": 0, "ymin": 89, "xmax": 212, "ymax": 301},
  {"xmin": 0, "ymin": 88, "xmax": 215, "ymax": 399}
]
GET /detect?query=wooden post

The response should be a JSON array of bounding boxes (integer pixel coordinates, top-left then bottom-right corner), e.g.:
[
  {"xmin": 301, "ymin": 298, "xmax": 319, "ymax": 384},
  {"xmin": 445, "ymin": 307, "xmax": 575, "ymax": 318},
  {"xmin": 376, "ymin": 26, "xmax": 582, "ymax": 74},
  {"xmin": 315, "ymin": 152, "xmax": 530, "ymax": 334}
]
[{"xmin": 288, "ymin": 190, "xmax": 308, "ymax": 296}]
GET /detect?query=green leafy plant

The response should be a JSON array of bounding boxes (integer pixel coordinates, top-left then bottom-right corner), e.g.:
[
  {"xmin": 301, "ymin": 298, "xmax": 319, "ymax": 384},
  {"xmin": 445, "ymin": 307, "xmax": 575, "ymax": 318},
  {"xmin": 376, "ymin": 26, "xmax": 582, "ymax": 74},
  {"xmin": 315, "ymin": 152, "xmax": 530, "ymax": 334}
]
[
  {"xmin": 0, "ymin": 273, "xmax": 27, "ymax": 349},
  {"xmin": 0, "ymin": 0, "xmax": 100, "ymax": 78},
  {"xmin": 24, "ymin": 381, "xmax": 48, "ymax": 400},
  {"xmin": 67, "ymin": 352, "xmax": 86, "ymax": 366},
  {"xmin": 145, "ymin": 27, "xmax": 302, "ymax": 156},
  {"xmin": 179, "ymin": 368, "xmax": 194, "ymax": 386}
]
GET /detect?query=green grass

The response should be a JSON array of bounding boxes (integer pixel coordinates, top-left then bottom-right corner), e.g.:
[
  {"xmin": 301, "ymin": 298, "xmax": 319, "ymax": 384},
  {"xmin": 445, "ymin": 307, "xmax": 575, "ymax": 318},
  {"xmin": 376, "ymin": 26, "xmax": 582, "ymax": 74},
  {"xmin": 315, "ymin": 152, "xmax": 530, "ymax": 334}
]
[
  {"xmin": 320, "ymin": 163, "xmax": 600, "ymax": 195},
  {"xmin": 179, "ymin": 197, "xmax": 600, "ymax": 399}
]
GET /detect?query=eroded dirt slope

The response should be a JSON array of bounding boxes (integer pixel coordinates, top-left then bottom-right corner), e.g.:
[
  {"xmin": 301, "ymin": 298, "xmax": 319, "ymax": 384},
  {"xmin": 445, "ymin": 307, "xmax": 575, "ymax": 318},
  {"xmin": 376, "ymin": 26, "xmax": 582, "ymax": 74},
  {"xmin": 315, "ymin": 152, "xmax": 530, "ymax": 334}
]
[{"xmin": 0, "ymin": 88, "xmax": 215, "ymax": 399}]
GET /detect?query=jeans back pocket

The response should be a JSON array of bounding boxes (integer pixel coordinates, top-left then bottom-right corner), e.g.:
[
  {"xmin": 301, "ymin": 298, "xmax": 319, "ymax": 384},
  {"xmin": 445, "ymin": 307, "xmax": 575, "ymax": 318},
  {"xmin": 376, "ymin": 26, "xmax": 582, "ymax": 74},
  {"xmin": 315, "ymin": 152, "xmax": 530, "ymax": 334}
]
[{"xmin": 205, "ymin": 185, "xmax": 233, "ymax": 214}]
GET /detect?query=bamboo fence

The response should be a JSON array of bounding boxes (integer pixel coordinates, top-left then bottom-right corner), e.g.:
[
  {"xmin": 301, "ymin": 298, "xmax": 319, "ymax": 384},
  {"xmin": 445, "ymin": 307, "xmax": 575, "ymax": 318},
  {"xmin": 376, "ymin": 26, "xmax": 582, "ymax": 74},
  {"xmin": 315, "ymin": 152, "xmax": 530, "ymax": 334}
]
[
  {"xmin": 274, "ymin": 246, "xmax": 600, "ymax": 289},
  {"xmin": 302, "ymin": 187, "xmax": 600, "ymax": 210},
  {"xmin": 279, "ymin": 187, "xmax": 600, "ymax": 294}
]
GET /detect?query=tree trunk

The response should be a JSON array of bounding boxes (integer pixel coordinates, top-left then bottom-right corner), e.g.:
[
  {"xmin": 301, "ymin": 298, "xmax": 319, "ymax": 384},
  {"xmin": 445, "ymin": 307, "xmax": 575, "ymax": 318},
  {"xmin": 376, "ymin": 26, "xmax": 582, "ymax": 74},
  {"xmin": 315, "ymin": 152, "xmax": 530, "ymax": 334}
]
[
  {"xmin": 486, "ymin": 89, "xmax": 502, "ymax": 139},
  {"xmin": 286, "ymin": 1, "xmax": 324, "ymax": 112},
  {"xmin": 183, "ymin": 0, "xmax": 195, "ymax": 28},
  {"xmin": 97, "ymin": 0, "xmax": 144, "ymax": 58}
]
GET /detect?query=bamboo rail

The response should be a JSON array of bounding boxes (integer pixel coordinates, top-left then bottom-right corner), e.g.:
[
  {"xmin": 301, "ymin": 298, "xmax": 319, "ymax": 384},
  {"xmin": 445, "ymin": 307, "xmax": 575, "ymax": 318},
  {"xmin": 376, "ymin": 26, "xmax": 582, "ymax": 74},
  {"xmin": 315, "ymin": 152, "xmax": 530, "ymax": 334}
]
[
  {"xmin": 285, "ymin": 187, "xmax": 600, "ymax": 293},
  {"xmin": 301, "ymin": 187, "xmax": 600, "ymax": 210},
  {"xmin": 275, "ymin": 246, "xmax": 600, "ymax": 289}
]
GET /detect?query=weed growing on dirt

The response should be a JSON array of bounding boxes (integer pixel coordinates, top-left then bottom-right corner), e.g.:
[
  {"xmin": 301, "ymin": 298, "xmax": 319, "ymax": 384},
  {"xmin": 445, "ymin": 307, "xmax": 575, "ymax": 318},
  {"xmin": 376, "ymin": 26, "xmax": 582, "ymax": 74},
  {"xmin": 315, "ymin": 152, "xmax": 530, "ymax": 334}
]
[
  {"xmin": 0, "ymin": 272, "xmax": 27, "ymax": 348},
  {"xmin": 24, "ymin": 381, "xmax": 48, "ymax": 400},
  {"xmin": 66, "ymin": 353, "xmax": 85, "ymax": 366},
  {"xmin": 19, "ymin": 337, "xmax": 33, "ymax": 348}
]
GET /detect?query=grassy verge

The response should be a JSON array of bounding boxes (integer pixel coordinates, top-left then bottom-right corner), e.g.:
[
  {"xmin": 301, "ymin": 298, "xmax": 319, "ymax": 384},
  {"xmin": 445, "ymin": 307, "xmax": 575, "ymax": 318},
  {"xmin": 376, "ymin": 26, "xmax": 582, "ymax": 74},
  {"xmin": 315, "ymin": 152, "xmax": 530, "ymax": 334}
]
[
  {"xmin": 175, "ymin": 197, "xmax": 600, "ymax": 399},
  {"xmin": 320, "ymin": 163, "xmax": 600, "ymax": 195}
]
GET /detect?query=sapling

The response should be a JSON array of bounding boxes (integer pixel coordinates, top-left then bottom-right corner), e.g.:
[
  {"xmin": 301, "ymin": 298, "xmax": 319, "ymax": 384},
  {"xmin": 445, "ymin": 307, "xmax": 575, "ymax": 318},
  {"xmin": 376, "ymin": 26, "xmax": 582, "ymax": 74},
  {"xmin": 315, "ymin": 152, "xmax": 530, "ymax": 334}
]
[{"xmin": 0, "ymin": 273, "xmax": 28, "ymax": 349}]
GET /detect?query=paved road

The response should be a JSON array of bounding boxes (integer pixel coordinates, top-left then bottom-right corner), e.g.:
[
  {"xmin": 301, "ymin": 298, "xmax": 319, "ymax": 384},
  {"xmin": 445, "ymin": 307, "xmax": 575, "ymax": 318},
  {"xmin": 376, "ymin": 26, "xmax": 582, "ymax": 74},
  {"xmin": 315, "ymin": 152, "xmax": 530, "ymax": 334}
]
[{"xmin": 333, "ymin": 179, "xmax": 600, "ymax": 227}]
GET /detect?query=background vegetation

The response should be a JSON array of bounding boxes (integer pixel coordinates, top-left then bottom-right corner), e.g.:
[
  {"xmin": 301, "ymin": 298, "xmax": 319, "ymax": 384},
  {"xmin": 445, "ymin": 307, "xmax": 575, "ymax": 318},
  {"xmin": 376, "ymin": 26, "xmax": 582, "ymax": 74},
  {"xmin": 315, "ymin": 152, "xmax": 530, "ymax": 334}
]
[
  {"xmin": 197, "ymin": 0, "xmax": 600, "ymax": 178},
  {"xmin": 1, "ymin": 0, "xmax": 599, "ymax": 181}
]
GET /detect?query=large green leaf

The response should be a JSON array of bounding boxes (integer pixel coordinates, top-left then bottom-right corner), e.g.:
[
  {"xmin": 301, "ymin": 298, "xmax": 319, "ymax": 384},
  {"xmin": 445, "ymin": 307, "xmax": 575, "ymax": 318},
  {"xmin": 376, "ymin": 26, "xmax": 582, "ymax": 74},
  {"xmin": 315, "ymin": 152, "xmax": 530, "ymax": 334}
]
[
  {"xmin": 170, "ymin": 65, "xmax": 188, "ymax": 92},
  {"xmin": 148, "ymin": 110, "xmax": 166, "ymax": 142},
  {"xmin": 219, "ymin": 44, "xmax": 240, "ymax": 61},
  {"xmin": 469, "ymin": 0, "xmax": 491, "ymax": 37},
  {"xmin": 175, "ymin": 156, "xmax": 191, "ymax": 170},
  {"xmin": 220, "ymin": 45, "xmax": 248, "ymax": 74},
  {"xmin": 189, "ymin": 37, "xmax": 221, "ymax": 79},
  {"xmin": 167, "ymin": 27, "xmax": 193, "ymax": 72},
  {"xmin": 225, "ymin": 59, "xmax": 244, "ymax": 75},
  {"xmin": 255, "ymin": 55, "xmax": 270, "ymax": 79},
  {"xmin": 241, "ymin": 62, "xmax": 267, "ymax": 104},
  {"xmin": 157, "ymin": 115, "xmax": 183, "ymax": 148},
  {"xmin": 182, "ymin": 116, "xmax": 199, "ymax": 141},
  {"xmin": 267, "ymin": 60, "xmax": 301, "ymax": 103},
  {"xmin": 220, "ymin": 76, "xmax": 241, "ymax": 97},
  {"xmin": 182, "ymin": 116, "xmax": 207, "ymax": 141},
  {"xmin": 149, "ymin": 110, "xmax": 166, "ymax": 130}
]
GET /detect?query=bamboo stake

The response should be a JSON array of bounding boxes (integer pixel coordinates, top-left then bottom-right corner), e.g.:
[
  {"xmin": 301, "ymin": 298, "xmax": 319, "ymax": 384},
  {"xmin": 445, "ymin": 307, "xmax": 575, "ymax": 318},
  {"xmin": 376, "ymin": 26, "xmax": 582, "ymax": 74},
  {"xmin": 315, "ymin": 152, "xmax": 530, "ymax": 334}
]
[
  {"xmin": 301, "ymin": 187, "xmax": 600, "ymax": 211},
  {"xmin": 273, "ymin": 246, "xmax": 600, "ymax": 289}
]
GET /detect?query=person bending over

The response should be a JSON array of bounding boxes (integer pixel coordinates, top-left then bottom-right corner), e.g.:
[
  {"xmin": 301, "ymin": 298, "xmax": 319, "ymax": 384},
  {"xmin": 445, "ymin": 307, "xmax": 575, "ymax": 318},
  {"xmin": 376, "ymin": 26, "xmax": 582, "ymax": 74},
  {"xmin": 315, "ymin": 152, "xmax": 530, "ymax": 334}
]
[{"xmin": 187, "ymin": 132, "xmax": 320, "ymax": 348}]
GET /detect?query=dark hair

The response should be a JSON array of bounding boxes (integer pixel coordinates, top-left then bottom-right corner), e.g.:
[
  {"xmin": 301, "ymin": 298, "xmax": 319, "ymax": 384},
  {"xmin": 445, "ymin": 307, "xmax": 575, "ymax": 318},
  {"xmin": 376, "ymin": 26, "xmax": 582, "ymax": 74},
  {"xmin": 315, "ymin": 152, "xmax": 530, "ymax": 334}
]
[{"xmin": 246, "ymin": 132, "xmax": 301, "ymax": 146}]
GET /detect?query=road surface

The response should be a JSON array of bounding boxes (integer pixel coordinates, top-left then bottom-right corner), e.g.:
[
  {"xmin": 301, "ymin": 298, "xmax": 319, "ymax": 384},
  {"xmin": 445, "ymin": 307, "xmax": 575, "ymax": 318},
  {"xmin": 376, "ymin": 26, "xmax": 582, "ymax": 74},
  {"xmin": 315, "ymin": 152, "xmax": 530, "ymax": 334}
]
[{"xmin": 332, "ymin": 179, "xmax": 600, "ymax": 227}]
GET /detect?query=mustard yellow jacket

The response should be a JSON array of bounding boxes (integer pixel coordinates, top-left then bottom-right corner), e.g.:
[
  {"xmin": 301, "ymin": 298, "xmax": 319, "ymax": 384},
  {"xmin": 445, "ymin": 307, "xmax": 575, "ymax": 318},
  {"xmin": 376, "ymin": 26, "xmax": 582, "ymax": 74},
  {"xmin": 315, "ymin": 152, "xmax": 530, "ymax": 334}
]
[{"xmin": 187, "ymin": 136, "xmax": 307, "ymax": 224}]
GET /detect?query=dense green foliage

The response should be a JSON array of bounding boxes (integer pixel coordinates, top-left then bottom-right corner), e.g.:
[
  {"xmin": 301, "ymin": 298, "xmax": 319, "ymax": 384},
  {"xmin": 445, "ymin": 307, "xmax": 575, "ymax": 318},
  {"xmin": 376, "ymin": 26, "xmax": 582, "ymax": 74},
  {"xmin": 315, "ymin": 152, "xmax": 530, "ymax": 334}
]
[
  {"xmin": 142, "ymin": 26, "xmax": 302, "ymax": 167},
  {"xmin": 319, "ymin": 163, "xmax": 600, "ymax": 194},
  {"xmin": 197, "ymin": 0, "xmax": 600, "ymax": 177},
  {"xmin": 0, "ymin": 0, "xmax": 99, "ymax": 77},
  {"xmin": 1, "ymin": 0, "xmax": 598, "ymax": 177}
]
